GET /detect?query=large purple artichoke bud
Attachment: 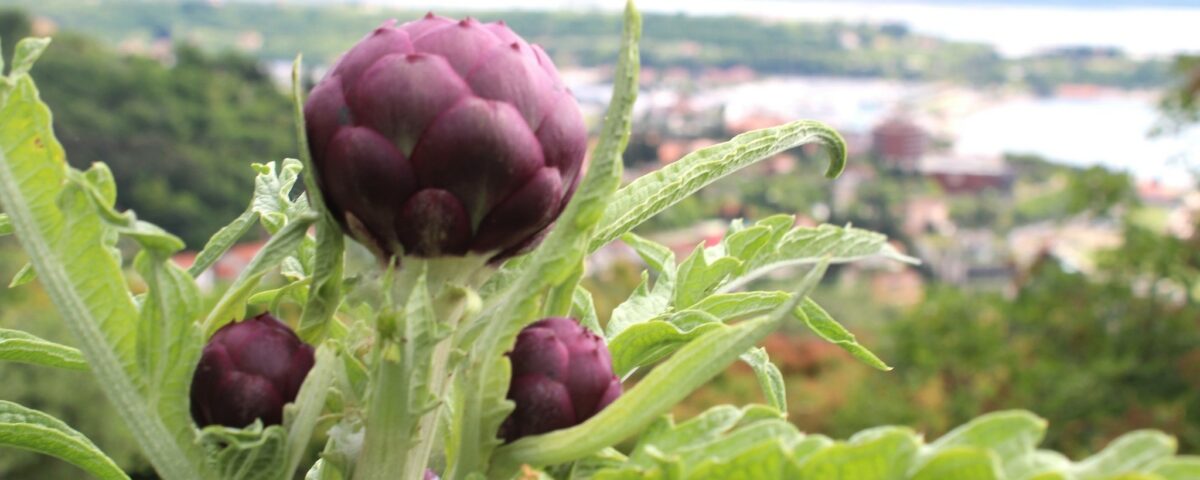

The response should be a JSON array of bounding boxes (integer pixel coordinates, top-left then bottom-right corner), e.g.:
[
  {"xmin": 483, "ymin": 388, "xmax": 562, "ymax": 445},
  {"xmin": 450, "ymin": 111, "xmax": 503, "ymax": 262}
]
[
  {"xmin": 500, "ymin": 318, "xmax": 622, "ymax": 442},
  {"xmin": 190, "ymin": 313, "xmax": 315, "ymax": 428},
  {"xmin": 304, "ymin": 14, "xmax": 588, "ymax": 261}
]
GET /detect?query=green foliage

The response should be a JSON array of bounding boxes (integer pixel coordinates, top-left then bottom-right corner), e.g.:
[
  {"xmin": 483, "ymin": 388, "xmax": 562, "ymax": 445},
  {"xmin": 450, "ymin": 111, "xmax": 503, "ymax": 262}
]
[
  {"xmin": 1156, "ymin": 54, "xmax": 1200, "ymax": 132},
  {"xmin": 573, "ymin": 407, "xmax": 1191, "ymax": 480},
  {"xmin": 1, "ymin": 4, "xmax": 1191, "ymax": 479},
  {"xmin": 0, "ymin": 400, "xmax": 129, "ymax": 480},
  {"xmin": 0, "ymin": 11, "xmax": 294, "ymax": 247},
  {"xmin": 0, "ymin": 327, "xmax": 86, "ymax": 370}
]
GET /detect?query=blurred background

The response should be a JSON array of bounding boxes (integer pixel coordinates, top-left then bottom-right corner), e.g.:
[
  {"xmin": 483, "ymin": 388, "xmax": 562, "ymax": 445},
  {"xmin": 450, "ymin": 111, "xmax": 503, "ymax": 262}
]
[{"xmin": 1, "ymin": 0, "xmax": 1199, "ymax": 477}]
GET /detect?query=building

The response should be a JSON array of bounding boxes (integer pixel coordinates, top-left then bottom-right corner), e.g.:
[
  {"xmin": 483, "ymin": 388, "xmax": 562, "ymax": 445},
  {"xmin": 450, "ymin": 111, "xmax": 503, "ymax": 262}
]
[
  {"xmin": 871, "ymin": 116, "xmax": 928, "ymax": 171},
  {"xmin": 919, "ymin": 153, "xmax": 1013, "ymax": 195}
]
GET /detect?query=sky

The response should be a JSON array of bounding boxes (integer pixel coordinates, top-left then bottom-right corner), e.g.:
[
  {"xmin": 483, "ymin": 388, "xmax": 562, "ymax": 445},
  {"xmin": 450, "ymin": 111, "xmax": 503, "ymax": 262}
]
[{"xmin": 325, "ymin": 0, "xmax": 1200, "ymax": 57}]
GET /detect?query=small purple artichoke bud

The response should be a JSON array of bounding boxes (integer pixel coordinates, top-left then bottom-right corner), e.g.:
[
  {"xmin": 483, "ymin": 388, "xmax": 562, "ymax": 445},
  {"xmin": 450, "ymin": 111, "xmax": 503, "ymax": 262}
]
[
  {"xmin": 425, "ymin": 469, "xmax": 440, "ymax": 480},
  {"xmin": 305, "ymin": 14, "xmax": 588, "ymax": 261},
  {"xmin": 500, "ymin": 318, "xmax": 622, "ymax": 442},
  {"xmin": 190, "ymin": 313, "xmax": 315, "ymax": 428}
]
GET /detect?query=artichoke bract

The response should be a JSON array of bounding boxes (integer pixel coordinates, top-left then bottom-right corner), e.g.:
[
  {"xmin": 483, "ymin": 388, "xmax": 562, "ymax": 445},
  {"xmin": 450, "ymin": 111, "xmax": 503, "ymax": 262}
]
[
  {"xmin": 500, "ymin": 317, "xmax": 621, "ymax": 442},
  {"xmin": 190, "ymin": 313, "xmax": 315, "ymax": 428},
  {"xmin": 305, "ymin": 14, "xmax": 588, "ymax": 261}
]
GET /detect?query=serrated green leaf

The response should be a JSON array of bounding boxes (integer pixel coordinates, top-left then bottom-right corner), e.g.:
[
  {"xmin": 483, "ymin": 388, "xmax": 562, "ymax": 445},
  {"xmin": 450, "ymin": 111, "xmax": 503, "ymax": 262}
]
[
  {"xmin": 251, "ymin": 159, "xmax": 309, "ymax": 234},
  {"xmin": 674, "ymin": 244, "xmax": 742, "ymax": 309},
  {"xmin": 723, "ymin": 223, "xmax": 915, "ymax": 292},
  {"xmin": 10, "ymin": 37, "xmax": 51, "ymax": 79},
  {"xmin": 911, "ymin": 447, "xmax": 1001, "ymax": 480},
  {"xmin": 132, "ymin": 249, "xmax": 205, "ymax": 463},
  {"xmin": 0, "ymin": 67, "xmax": 208, "ymax": 479},
  {"xmin": 622, "ymin": 232, "xmax": 676, "ymax": 274},
  {"xmin": 567, "ymin": 448, "xmax": 628, "ymax": 479},
  {"xmin": 0, "ymin": 328, "xmax": 86, "ymax": 370},
  {"xmin": 0, "ymin": 400, "xmax": 129, "ymax": 480},
  {"xmin": 609, "ymin": 319, "xmax": 724, "ymax": 377},
  {"xmin": 606, "ymin": 271, "xmax": 673, "ymax": 340},
  {"xmin": 794, "ymin": 435, "xmax": 835, "ymax": 465},
  {"xmin": 1073, "ymin": 431, "xmax": 1177, "ymax": 480},
  {"xmin": 1152, "ymin": 456, "xmax": 1200, "ymax": 479},
  {"xmin": 9, "ymin": 261, "xmax": 34, "ymax": 287},
  {"xmin": 200, "ymin": 423, "xmax": 289, "ymax": 480},
  {"xmin": 690, "ymin": 291, "xmax": 790, "ymax": 320},
  {"xmin": 285, "ymin": 344, "xmax": 337, "ymax": 476},
  {"xmin": 571, "ymin": 286, "xmax": 602, "ymax": 335},
  {"xmin": 544, "ymin": 259, "xmax": 585, "ymax": 318},
  {"xmin": 687, "ymin": 439, "xmax": 794, "ymax": 480},
  {"xmin": 203, "ymin": 214, "xmax": 317, "ymax": 335},
  {"xmin": 627, "ymin": 405, "xmax": 746, "ymax": 468},
  {"xmin": 926, "ymin": 410, "xmax": 1047, "ymax": 479},
  {"xmin": 723, "ymin": 225, "xmax": 772, "ymax": 264},
  {"xmin": 1013, "ymin": 450, "xmax": 1074, "ymax": 480},
  {"xmin": 740, "ymin": 347, "xmax": 787, "ymax": 413},
  {"xmin": 289, "ymin": 56, "xmax": 347, "ymax": 346},
  {"xmin": 797, "ymin": 427, "xmax": 919, "ymax": 480},
  {"xmin": 795, "ymin": 298, "xmax": 891, "ymax": 371},
  {"xmin": 590, "ymin": 121, "xmax": 846, "ymax": 252},
  {"xmin": 189, "ymin": 209, "xmax": 259, "ymax": 277},
  {"xmin": 492, "ymin": 259, "xmax": 829, "ymax": 474}
]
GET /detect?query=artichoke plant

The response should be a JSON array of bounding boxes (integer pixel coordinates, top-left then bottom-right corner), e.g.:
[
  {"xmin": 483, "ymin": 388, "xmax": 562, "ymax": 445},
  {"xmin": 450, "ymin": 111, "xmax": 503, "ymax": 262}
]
[
  {"xmin": 501, "ymin": 318, "xmax": 621, "ymax": 442},
  {"xmin": 190, "ymin": 313, "xmax": 315, "ymax": 428},
  {"xmin": 304, "ymin": 14, "xmax": 588, "ymax": 261}
]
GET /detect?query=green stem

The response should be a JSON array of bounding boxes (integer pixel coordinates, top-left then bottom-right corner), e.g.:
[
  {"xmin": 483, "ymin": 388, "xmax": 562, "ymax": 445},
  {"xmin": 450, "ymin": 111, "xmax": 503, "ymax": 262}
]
[
  {"xmin": 355, "ymin": 257, "xmax": 487, "ymax": 479},
  {"xmin": 0, "ymin": 149, "xmax": 209, "ymax": 480}
]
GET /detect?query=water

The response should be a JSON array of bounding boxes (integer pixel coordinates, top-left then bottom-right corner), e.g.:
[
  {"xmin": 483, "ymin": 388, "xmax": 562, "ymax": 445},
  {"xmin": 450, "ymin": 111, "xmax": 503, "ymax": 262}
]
[{"xmin": 956, "ymin": 96, "xmax": 1200, "ymax": 186}]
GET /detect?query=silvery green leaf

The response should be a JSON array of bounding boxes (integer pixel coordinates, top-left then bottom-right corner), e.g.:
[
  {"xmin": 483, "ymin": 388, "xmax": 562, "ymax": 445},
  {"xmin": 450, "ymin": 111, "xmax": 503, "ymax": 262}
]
[
  {"xmin": 132, "ymin": 250, "xmax": 205, "ymax": 460},
  {"xmin": 202, "ymin": 215, "xmax": 317, "ymax": 336},
  {"xmin": 1071, "ymin": 430, "xmax": 1177, "ymax": 479},
  {"xmin": 910, "ymin": 448, "xmax": 1001, "ymax": 480},
  {"xmin": 251, "ymin": 159, "xmax": 308, "ymax": 234},
  {"xmin": 8, "ymin": 262, "xmax": 34, "ymax": 287},
  {"xmin": 189, "ymin": 209, "xmax": 259, "ymax": 278},
  {"xmin": 0, "ymin": 400, "xmax": 128, "ymax": 480},
  {"xmin": 795, "ymin": 298, "xmax": 891, "ymax": 371},
  {"xmin": 571, "ymin": 286, "xmax": 602, "ymax": 335},
  {"xmin": 674, "ymin": 243, "xmax": 741, "ymax": 309},
  {"xmin": 622, "ymin": 232, "xmax": 676, "ymax": 274},
  {"xmin": 608, "ymin": 318, "xmax": 723, "ymax": 377},
  {"xmin": 1153, "ymin": 456, "xmax": 1200, "ymax": 480},
  {"xmin": 9, "ymin": 37, "xmax": 51, "ymax": 79},
  {"xmin": 606, "ymin": 271, "xmax": 673, "ymax": 340},
  {"xmin": 925, "ymin": 410, "xmax": 1046, "ymax": 479},
  {"xmin": 0, "ymin": 328, "xmax": 86, "ymax": 370},
  {"xmin": 690, "ymin": 291, "xmax": 790, "ymax": 320},
  {"xmin": 284, "ymin": 344, "xmax": 338, "ymax": 476},
  {"xmin": 739, "ymin": 347, "xmax": 787, "ymax": 413},
  {"xmin": 199, "ymin": 423, "xmax": 289, "ymax": 480},
  {"xmin": 589, "ymin": 120, "xmax": 846, "ymax": 252},
  {"xmin": 796, "ymin": 426, "xmax": 920, "ymax": 479},
  {"xmin": 0, "ymin": 66, "xmax": 209, "ymax": 479}
]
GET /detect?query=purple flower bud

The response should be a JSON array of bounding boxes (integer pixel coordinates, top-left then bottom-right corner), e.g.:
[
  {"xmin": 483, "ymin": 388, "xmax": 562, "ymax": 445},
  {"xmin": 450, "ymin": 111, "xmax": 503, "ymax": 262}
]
[
  {"xmin": 305, "ymin": 14, "xmax": 587, "ymax": 261},
  {"xmin": 500, "ymin": 318, "xmax": 621, "ymax": 442},
  {"xmin": 190, "ymin": 313, "xmax": 315, "ymax": 428}
]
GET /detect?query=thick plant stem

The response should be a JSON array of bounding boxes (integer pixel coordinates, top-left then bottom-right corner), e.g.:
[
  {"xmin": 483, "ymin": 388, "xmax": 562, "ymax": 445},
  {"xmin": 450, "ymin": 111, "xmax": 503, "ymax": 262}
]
[
  {"xmin": 356, "ymin": 343, "xmax": 418, "ymax": 480},
  {"xmin": 402, "ymin": 333, "xmax": 455, "ymax": 479},
  {"xmin": 355, "ymin": 257, "xmax": 485, "ymax": 479}
]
